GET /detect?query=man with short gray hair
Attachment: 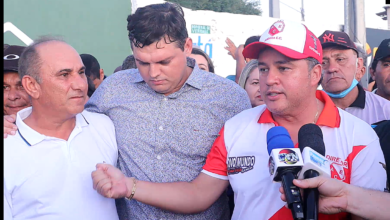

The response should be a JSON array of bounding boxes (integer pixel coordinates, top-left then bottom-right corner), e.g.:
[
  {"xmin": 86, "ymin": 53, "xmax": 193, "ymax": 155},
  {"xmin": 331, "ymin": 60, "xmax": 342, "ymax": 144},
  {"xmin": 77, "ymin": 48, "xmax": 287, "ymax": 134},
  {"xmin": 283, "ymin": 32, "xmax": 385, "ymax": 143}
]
[
  {"xmin": 4, "ymin": 36, "xmax": 119, "ymax": 220},
  {"xmin": 319, "ymin": 30, "xmax": 390, "ymax": 125}
]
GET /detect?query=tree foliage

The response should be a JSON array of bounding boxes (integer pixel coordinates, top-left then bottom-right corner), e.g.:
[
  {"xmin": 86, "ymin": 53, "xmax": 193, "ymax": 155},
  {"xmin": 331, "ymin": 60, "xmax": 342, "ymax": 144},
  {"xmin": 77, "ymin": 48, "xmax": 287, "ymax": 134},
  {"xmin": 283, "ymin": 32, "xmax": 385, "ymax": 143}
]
[{"xmin": 168, "ymin": 0, "xmax": 262, "ymax": 16}]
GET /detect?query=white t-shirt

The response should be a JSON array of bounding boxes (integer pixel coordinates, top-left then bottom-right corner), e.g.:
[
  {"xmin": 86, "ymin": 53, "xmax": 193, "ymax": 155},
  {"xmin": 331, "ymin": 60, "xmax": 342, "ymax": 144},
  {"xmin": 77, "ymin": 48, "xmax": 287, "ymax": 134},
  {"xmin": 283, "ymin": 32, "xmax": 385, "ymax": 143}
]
[
  {"xmin": 202, "ymin": 91, "xmax": 386, "ymax": 220},
  {"xmin": 4, "ymin": 107, "xmax": 119, "ymax": 220},
  {"xmin": 345, "ymin": 85, "xmax": 390, "ymax": 125}
]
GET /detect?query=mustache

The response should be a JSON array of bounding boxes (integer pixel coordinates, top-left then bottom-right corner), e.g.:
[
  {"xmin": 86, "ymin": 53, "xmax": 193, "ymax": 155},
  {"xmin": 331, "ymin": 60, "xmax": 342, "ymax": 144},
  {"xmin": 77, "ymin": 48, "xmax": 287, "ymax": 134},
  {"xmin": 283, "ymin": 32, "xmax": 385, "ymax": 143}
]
[{"xmin": 323, "ymin": 71, "xmax": 346, "ymax": 82}]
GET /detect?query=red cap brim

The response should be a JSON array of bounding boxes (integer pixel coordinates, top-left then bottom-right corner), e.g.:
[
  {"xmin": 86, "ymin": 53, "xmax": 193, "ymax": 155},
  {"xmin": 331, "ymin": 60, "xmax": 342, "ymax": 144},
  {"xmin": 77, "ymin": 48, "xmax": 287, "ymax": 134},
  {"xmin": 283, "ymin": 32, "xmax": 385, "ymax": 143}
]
[{"xmin": 242, "ymin": 42, "xmax": 310, "ymax": 60}]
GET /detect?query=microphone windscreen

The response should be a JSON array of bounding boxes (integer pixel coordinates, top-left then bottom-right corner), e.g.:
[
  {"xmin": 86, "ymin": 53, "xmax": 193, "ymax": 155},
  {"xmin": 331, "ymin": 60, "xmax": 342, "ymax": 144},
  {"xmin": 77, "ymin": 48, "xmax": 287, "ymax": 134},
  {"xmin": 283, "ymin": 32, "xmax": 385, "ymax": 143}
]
[
  {"xmin": 267, "ymin": 126, "xmax": 294, "ymax": 155},
  {"xmin": 298, "ymin": 124, "xmax": 325, "ymax": 156}
]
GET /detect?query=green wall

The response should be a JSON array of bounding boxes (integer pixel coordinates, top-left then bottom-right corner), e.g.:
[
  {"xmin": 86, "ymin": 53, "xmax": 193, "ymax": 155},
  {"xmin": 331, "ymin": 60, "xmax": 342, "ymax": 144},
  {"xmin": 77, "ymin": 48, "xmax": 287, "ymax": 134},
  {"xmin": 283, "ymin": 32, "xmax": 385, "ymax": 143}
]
[{"xmin": 4, "ymin": 0, "xmax": 132, "ymax": 75}]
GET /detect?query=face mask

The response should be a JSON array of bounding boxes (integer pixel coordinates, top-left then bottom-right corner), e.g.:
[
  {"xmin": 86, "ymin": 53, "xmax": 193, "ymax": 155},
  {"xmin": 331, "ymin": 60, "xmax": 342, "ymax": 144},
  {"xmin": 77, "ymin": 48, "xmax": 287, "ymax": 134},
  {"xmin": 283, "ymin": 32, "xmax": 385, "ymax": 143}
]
[{"xmin": 325, "ymin": 78, "xmax": 359, "ymax": 99}]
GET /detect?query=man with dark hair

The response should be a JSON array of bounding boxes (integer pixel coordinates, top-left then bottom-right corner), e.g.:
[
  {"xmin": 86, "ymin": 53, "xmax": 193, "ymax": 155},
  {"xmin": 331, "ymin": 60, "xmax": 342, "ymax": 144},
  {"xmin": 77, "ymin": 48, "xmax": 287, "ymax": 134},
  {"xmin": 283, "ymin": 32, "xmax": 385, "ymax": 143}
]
[
  {"xmin": 319, "ymin": 30, "xmax": 390, "ymax": 125},
  {"xmin": 370, "ymin": 38, "xmax": 390, "ymax": 101},
  {"xmin": 86, "ymin": 2, "xmax": 250, "ymax": 220},
  {"xmin": 121, "ymin": 54, "xmax": 137, "ymax": 70},
  {"xmin": 3, "ymin": 45, "xmax": 31, "ymax": 116},
  {"xmin": 91, "ymin": 20, "xmax": 385, "ymax": 220},
  {"xmin": 80, "ymin": 53, "xmax": 106, "ymax": 89},
  {"xmin": 4, "ymin": 36, "xmax": 119, "ymax": 219}
]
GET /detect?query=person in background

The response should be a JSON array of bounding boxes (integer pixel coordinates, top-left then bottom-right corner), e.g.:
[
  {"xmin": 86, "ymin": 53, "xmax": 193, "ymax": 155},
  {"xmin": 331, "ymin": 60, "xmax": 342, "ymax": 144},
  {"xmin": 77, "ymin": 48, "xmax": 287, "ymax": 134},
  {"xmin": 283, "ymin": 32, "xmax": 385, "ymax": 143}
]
[
  {"xmin": 3, "ymin": 45, "xmax": 31, "ymax": 116},
  {"xmin": 113, "ymin": 55, "xmax": 138, "ymax": 73},
  {"xmin": 368, "ymin": 77, "xmax": 376, "ymax": 91},
  {"xmin": 190, "ymin": 47, "xmax": 215, "ymax": 73},
  {"xmin": 4, "ymin": 36, "xmax": 119, "ymax": 220},
  {"xmin": 279, "ymin": 176, "xmax": 390, "ymax": 220},
  {"xmin": 319, "ymin": 30, "xmax": 390, "ymax": 125},
  {"xmin": 121, "ymin": 54, "xmax": 137, "ymax": 70},
  {"xmin": 80, "ymin": 53, "xmax": 106, "ymax": 89},
  {"xmin": 354, "ymin": 42, "xmax": 367, "ymax": 82},
  {"xmin": 238, "ymin": 59, "xmax": 264, "ymax": 107},
  {"xmin": 113, "ymin": 65, "xmax": 122, "ymax": 73},
  {"xmin": 373, "ymin": 119, "xmax": 390, "ymax": 192},
  {"xmin": 370, "ymin": 38, "xmax": 390, "ymax": 101},
  {"xmin": 85, "ymin": 77, "xmax": 96, "ymax": 104},
  {"xmin": 225, "ymin": 36, "xmax": 260, "ymax": 83}
]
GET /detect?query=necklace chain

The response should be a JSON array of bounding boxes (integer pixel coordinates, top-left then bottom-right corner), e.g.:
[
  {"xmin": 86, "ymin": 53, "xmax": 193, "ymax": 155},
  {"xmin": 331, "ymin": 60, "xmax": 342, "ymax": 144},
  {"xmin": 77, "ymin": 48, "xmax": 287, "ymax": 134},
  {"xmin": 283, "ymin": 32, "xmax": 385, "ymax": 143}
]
[{"xmin": 313, "ymin": 98, "xmax": 319, "ymax": 124}]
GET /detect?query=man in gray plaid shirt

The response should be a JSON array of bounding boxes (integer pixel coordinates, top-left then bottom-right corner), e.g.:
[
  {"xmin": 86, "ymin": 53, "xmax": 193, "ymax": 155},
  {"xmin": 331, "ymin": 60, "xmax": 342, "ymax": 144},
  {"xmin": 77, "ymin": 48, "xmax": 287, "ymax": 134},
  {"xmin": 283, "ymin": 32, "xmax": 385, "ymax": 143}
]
[{"xmin": 86, "ymin": 2, "xmax": 251, "ymax": 220}]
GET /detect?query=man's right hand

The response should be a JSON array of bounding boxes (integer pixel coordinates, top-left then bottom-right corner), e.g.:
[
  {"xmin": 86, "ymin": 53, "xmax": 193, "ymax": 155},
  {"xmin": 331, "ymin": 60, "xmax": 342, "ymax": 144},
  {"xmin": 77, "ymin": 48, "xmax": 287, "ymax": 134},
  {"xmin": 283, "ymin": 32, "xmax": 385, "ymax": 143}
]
[
  {"xmin": 92, "ymin": 163, "xmax": 132, "ymax": 199},
  {"xmin": 279, "ymin": 176, "xmax": 348, "ymax": 215},
  {"xmin": 4, "ymin": 114, "xmax": 17, "ymax": 138}
]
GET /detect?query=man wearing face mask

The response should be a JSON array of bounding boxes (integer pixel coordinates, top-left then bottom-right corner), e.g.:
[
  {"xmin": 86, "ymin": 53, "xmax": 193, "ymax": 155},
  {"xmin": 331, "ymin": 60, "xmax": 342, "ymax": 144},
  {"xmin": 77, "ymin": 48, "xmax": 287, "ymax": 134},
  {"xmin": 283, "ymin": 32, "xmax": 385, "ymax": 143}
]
[{"xmin": 319, "ymin": 30, "xmax": 390, "ymax": 125}]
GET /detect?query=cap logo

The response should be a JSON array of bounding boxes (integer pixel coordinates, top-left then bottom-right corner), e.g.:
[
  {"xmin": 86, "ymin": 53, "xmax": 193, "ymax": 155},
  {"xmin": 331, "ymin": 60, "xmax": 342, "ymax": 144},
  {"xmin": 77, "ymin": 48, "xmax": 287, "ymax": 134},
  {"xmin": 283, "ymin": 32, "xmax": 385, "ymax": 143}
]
[
  {"xmin": 322, "ymin": 33, "xmax": 335, "ymax": 43},
  {"xmin": 4, "ymin": 54, "xmax": 20, "ymax": 60},
  {"xmin": 310, "ymin": 35, "xmax": 318, "ymax": 50},
  {"xmin": 268, "ymin": 20, "xmax": 285, "ymax": 36}
]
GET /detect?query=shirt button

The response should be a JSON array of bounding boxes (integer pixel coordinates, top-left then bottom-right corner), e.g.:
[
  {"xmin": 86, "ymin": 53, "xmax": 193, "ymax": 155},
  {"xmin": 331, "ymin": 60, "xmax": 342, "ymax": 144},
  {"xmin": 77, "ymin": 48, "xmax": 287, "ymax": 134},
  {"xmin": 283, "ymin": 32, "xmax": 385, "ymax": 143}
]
[
  {"xmin": 163, "ymin": 97, "xmax": 168, "ymax": 101},
  {"xmin": 159, "ymin": 126, "xmax": 163, "ymax": 131},
  {"xmin": 157, "ymin": 155, "xmax": 162, "ymax": 160}
]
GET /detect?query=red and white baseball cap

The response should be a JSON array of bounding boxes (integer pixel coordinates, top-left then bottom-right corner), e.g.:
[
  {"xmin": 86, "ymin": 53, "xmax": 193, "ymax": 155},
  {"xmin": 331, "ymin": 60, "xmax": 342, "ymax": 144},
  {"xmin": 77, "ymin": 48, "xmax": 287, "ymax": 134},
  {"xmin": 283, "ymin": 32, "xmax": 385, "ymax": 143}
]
[{"xmin": 242, "ymin": 20, "xmax": 322, "ymax": 63}]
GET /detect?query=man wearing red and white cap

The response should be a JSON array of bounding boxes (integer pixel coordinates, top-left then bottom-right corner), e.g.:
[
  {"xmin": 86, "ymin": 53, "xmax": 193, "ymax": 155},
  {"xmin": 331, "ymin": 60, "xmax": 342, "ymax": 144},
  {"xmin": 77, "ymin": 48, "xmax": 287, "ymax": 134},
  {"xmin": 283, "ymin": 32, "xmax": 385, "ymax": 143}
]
[{"xmin": 89, "ymin": 20, "xmax": 386, "ymax": 220}]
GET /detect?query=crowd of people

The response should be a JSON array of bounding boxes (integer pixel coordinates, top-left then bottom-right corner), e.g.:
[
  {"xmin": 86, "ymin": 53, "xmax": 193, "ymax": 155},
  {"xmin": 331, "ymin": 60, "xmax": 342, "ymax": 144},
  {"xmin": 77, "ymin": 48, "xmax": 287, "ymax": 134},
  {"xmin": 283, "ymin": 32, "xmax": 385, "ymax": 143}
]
[{"xmin": 3, "ymin": 2, "xmax": 390, "ymax": 220}]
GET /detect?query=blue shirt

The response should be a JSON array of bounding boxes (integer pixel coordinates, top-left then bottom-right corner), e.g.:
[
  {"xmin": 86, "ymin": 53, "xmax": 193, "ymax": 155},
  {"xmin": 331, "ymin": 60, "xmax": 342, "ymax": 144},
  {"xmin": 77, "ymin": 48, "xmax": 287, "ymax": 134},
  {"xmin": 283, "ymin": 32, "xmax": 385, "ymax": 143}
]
[{"xmin": 85, "ymin": 57, "xmax": 251, "ymax": 220}]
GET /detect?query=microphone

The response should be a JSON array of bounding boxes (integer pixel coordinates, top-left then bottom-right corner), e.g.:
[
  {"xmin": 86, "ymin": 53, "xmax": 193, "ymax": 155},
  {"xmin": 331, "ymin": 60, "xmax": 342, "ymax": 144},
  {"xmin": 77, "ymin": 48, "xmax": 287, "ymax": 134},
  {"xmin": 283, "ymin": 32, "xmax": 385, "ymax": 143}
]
[
  {"xmin": 267, "ymin": 126, "xmax": 304, "ymax": 220},
  {"xmin": 298, "ymin": 124, "xmax": 330, "ymax": 220}
]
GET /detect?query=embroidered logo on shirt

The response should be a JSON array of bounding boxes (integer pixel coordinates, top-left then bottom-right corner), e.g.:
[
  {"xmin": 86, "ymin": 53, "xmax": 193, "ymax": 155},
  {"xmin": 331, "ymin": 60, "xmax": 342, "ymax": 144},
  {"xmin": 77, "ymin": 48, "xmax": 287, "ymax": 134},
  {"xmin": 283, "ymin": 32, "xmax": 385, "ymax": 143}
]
[
  {"xmin": 326, "ymin": 155, "xmax": 349, "ymax": 181},
  {"xmin": 227, "ymin": 156, "xmax": 255, "ymax": 175}
]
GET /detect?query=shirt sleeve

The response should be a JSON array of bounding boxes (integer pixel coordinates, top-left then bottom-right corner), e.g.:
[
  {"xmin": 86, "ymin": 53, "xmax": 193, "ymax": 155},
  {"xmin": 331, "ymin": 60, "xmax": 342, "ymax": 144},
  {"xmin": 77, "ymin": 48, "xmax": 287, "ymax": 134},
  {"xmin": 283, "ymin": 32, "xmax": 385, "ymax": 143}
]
[
  {"xmin": 4, "ymin": 180, "xmax": 13, "ymax": 220},
  {"xmin": 84, "ymin": 77, "xmax": 110, "ymax": 114},
  {"xmin": 350, "ymin": 139, "xmax": 387, "ymax": 191},
  {"xmin": 201, "ymin": 126, "xmax": 229, "ymax": 180}
]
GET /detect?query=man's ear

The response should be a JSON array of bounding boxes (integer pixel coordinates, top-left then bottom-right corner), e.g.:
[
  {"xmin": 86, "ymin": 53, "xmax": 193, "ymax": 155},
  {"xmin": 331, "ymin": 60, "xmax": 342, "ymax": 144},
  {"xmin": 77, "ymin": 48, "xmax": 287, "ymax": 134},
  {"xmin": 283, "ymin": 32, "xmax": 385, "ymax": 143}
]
[
  {"xmin": 310, "ymin": 64, "xmax": 322, "ymax": 86},
  {"xmin": 357, "ymin": 57, "xmax": 363, "ymax": 69},
  {"xmin": 370, "ymin": 68, "xmax": 376, "ymax": 81},
  {"xmin": 357, "ymin": 66, "xmax": 366, "ymax": 81},
  {"xmin": 22, "ymin": 76, "xmax": 41, "ymax": 99},
  {"xmin": 99, "ymin": 69, "xmax": 105, "ymax": 80},
  {"xmin": 183, "ymin": 38, "xmax": 193, "ymax": 57}
]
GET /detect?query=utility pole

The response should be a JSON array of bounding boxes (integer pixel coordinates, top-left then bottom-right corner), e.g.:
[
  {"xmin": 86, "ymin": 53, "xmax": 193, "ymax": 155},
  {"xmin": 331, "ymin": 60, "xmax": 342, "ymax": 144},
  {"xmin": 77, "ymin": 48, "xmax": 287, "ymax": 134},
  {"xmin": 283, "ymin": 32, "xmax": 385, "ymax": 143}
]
[
  {"xmin": 269, "ymin": 0, "xmax": 280, "ymax": 18},
  {"xmin": 301, "ymin": 0, "xmax": 305, "ymax": 22},
  {"xmin": 344, "ymin": 0, "xmax": 368, "ymax": 88}
]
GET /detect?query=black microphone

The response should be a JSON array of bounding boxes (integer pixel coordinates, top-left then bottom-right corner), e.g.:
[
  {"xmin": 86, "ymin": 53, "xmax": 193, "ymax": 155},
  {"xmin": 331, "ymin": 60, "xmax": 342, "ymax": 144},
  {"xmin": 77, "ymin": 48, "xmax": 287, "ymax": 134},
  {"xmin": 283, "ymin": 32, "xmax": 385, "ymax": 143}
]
[
  {"xmin": 267, "ymin": 126, "xmax": 304, "ymax": 220},
  {"xmin": 298, "ymin": 124, "xmax": 329, "ymax": 220}
]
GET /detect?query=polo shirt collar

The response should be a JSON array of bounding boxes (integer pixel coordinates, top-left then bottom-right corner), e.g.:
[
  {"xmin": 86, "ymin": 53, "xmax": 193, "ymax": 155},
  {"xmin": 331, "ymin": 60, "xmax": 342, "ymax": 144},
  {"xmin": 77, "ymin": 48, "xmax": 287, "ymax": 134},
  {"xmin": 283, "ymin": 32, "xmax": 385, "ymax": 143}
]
[
  {"xmin": 131, "ymin": 57, "xmax": 204, "ymax": 90},
  {"xmin": 258, "ymin": 90, "xmax": 341, "ymax": 128},
  {"xmin": 16, "ymin": 107, "xmax": 89, "ymax": 146},
  {"xmin": 349, "ymin": 84, "xmax": 365, "ymax": 108}
]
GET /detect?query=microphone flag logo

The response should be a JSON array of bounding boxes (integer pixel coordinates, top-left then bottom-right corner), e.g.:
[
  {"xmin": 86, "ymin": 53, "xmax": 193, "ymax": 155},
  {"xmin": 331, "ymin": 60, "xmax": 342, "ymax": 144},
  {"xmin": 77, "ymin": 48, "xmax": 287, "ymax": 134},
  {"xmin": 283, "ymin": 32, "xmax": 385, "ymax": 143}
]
[{"xmin": 278, "ymin": 149, "xmax": 299, "ymax": 164}]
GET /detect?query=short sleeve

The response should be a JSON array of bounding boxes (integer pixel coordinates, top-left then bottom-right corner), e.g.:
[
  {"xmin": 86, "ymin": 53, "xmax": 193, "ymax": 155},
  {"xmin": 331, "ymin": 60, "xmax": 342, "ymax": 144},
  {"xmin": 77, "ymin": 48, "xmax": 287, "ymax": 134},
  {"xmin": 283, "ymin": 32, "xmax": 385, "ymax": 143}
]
[{"xmin": 202, "ymin": 127, "xmax": 228, "ymax": 180}]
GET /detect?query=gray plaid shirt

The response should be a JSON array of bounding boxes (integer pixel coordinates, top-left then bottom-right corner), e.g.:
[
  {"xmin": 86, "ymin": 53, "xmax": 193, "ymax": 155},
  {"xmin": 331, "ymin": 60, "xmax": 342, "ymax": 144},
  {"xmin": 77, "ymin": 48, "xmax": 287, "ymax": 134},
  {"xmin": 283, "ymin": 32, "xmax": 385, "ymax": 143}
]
[{"xmin": 86, "ymin": 58, "xmax": 251, "ymax": 220}]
